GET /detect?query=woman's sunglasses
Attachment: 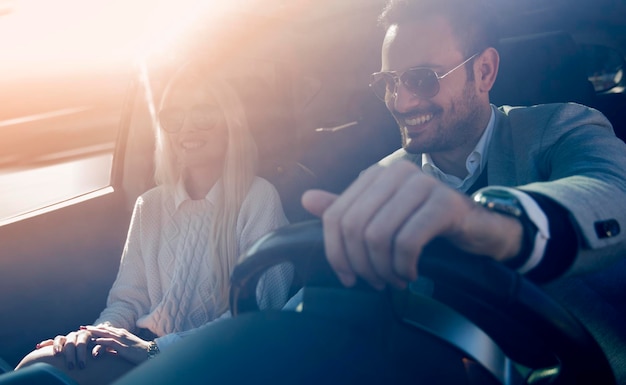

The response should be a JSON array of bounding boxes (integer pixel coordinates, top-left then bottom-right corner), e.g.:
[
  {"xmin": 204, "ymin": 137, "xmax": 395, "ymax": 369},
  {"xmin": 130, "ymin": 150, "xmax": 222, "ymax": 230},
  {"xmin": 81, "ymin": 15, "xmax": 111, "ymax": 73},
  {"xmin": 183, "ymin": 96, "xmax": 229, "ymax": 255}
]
[
  {"xmin": 158, "ymin": 104, "xmax": 223, "ymax": 133},
  {"xmin": 369, "ymin": 53, "xmax": 478, "ymax": 101}
]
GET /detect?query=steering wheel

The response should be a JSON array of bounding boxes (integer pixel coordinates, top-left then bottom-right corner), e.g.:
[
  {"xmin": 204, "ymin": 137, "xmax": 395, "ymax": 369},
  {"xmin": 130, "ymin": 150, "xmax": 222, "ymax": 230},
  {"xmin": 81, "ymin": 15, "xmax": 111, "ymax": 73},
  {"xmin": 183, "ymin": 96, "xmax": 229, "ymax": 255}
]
[{"xmin": 230, "ymin": 220, "xmax": 615, "ymax": 385}]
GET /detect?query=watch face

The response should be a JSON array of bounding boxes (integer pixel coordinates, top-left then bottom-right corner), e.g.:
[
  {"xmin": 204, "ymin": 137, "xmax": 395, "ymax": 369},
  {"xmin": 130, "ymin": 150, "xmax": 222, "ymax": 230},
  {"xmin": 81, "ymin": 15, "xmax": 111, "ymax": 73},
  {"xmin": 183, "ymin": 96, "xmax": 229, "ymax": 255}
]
[
  {"xmin": 473, "ymin": 190, "xmax": 523, "ymax": 218},
  {"xmin": 147, "ymin": 341, "xmax": 160, "ymax": 359}
]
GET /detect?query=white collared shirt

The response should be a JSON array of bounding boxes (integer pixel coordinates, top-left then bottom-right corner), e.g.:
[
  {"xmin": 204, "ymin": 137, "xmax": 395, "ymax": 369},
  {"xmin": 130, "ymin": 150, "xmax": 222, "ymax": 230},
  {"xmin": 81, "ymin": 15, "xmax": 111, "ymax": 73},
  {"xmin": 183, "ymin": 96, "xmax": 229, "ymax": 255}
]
[
  {"xmin": 421, "ymin": 106, "xmax": 495, "ymax": 193},
  {"xmin": 173, "ymin": 178, "xmax": 220, "ymax": 210}
]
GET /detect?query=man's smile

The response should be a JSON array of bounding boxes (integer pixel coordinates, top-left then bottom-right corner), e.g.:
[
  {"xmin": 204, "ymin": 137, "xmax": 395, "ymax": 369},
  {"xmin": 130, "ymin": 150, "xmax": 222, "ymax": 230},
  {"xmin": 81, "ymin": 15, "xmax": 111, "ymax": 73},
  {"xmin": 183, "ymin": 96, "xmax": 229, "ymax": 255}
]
[{"xmin": 404, "ymin": 112, "xmax": 434, "ymax": 127}]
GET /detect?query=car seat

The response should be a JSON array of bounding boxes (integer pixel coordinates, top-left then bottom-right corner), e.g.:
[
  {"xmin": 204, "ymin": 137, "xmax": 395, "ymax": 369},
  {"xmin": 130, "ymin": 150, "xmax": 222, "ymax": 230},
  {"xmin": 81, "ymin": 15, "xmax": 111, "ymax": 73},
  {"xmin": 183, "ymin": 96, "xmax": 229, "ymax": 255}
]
[
  {"xmin": 227, "ymin": 74, "xmax": 320, "ymax": 223},
  {"xmin": 491, "ymin": 31, "xmax": 596, "ymax": 107},
  {"xmin": 490, "ymin": 30, "xmax": 626, "ymax": 385},
  {"xmin": 0, "ymin": 358, "xmax": 11, "ymax": 375}
]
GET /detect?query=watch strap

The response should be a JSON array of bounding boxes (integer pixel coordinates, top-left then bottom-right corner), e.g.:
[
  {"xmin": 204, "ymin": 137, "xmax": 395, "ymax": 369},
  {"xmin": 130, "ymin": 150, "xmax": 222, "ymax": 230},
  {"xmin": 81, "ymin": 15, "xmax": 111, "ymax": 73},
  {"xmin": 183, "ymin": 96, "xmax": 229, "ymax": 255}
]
[
  {"xmin": 147, "ymin": 340, "xmax": 160, "ymax": 359},
  {"xmin": 472, "ymin": 188, "xmax": 538, "ymax": 270}
]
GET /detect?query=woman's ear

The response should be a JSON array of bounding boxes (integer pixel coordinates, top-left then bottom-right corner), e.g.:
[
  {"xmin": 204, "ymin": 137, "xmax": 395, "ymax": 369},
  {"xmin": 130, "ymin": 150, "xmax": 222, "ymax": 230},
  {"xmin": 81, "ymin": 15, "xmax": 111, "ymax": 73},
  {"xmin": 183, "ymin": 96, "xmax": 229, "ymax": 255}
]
[{"xmin": 475, "ymin": 47, "xmax": 499, "ymax": 93}]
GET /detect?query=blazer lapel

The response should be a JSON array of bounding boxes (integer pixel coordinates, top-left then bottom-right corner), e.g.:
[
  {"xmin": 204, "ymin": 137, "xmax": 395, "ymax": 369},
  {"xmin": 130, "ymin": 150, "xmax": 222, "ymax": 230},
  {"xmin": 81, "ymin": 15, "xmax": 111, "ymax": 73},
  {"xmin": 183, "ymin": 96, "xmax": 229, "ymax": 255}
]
[{"xmin": 487, "ymin": 107, "xmax": 518, "ymax": 187}]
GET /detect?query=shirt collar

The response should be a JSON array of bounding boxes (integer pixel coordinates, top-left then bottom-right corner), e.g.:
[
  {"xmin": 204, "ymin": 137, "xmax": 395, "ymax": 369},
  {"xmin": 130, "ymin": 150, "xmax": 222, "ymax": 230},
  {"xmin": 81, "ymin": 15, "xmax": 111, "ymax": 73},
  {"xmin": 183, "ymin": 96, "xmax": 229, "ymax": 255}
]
[
  {"xmin": 421, "ymin": 105, "xmax": 496, "ymax": 191},
  {"xmin": 173, "ymin": 178, "xmax": 220, "ymax": 210}
]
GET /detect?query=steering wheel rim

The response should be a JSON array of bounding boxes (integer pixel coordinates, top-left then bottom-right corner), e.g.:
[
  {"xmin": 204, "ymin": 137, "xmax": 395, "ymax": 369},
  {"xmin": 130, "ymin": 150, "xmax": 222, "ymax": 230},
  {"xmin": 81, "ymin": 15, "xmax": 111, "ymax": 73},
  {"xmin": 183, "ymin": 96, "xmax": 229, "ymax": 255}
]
[{"xmin": 230, "ymin": 220, "xmax": 615, "ymax": 385}]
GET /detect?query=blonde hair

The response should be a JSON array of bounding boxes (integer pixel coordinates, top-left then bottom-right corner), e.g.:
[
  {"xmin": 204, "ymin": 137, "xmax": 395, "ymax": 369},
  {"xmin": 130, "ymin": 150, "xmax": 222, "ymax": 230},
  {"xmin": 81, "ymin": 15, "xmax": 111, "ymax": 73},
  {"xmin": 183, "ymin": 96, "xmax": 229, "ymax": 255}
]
[{"xmin": 154, "ymin": 64, "xmax": 258, "ymax": 313}]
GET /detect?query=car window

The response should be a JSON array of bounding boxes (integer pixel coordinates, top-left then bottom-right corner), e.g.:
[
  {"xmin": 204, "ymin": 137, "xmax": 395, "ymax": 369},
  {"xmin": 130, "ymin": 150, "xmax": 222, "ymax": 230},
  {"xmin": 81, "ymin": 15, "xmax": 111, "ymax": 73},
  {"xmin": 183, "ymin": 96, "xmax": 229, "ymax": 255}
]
[
  {"xmin": 580, "ymin": 44, "xmax": 625, "ymax": 93},
  {"xmin": 0, "ymin": 0, "xmax": 209, "ymax": 225},
  {"xmin": 0, "ymin": 1, "xmax": 136, "ymax": 224}
]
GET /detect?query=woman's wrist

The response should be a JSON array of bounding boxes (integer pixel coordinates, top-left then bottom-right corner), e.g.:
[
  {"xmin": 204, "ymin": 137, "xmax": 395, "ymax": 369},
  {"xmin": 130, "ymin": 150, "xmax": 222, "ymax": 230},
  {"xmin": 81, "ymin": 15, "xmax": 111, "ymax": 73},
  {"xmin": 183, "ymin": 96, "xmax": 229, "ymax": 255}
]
[{"xmin": 147, "ymin": 340, "xmax": 160, "ymax": 360}]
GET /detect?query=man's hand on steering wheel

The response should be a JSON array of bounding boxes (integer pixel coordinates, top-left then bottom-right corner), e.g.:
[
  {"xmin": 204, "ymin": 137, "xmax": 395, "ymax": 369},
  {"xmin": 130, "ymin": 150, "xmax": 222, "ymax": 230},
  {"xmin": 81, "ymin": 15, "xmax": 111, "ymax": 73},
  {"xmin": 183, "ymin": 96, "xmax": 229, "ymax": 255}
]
[{"xmin": 301, "ymin": 160, "xmax": 524, "ymax": 290}]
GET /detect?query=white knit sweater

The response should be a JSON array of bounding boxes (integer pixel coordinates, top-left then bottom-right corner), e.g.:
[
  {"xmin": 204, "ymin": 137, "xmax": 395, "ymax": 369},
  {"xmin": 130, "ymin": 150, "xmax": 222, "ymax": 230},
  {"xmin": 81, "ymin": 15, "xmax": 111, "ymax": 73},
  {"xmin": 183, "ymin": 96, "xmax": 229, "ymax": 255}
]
[{"xmin": 94, "ymin": 177, "xmax": 290, "ymax": 350}]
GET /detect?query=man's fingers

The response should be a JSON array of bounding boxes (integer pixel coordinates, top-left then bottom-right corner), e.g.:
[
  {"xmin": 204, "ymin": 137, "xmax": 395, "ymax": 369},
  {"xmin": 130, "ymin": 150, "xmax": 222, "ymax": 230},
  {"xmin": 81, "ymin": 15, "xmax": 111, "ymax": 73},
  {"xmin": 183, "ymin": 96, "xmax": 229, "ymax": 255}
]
[
  {"xmin": 336, "ymin": 165, "xmax": 420, "ymax": 289},
  {"xmin": 304, "ymin": 162, "xmax": 428, "ymax": 289},
  {"xmin": 301, "ymin": 189, "xmax": 338, "ymax": 217},
  {"xmin": 392, "ymin": 186, "xmax": 465, "ymax": 280},
  {"xmin": 361, "ymin": 170, "xmax": 429, "ymax": 286},
  {"xmin": 301, "ymin": 165, "xmax": 387, "ymax": 218},
  {"xmin": 319, "ymin": 167, "xmax": 387, "ymax": 287}
]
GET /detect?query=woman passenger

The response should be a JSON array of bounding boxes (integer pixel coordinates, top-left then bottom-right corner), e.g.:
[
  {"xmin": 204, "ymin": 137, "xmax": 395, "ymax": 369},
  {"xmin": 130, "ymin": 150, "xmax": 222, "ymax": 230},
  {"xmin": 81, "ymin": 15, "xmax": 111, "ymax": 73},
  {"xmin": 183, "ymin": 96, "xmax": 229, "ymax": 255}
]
[{"xmin": 15, "ymin": 63, "xmax": 292, "ymax": 384}]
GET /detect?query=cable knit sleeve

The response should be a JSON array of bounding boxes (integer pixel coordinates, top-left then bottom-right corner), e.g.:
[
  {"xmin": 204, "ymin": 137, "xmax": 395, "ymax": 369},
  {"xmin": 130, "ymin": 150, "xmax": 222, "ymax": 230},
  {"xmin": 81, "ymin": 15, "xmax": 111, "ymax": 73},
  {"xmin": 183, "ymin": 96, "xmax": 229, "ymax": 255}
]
[
  {"xmin": 93, "ymin": 195, "xmax": 153, "ymax": 330},
  {"xmin": 237, "ymin": 178, "xmax": 293, "ymax": 311},
  {"xmin": 237, "ymin": 177, "xmax": 290, "ymax": 252},
  {"xmin": 154, "ymin": 310, "xmax": 231, "ymax": 351}
]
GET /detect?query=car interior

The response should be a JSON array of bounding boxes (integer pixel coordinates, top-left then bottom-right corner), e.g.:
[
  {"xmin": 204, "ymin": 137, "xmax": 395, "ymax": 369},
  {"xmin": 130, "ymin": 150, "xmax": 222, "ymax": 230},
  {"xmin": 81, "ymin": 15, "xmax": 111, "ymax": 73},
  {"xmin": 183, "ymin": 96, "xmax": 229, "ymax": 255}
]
[{"xmin": 0, "ymin": 0, "xmax": 625, "ymax": 383}]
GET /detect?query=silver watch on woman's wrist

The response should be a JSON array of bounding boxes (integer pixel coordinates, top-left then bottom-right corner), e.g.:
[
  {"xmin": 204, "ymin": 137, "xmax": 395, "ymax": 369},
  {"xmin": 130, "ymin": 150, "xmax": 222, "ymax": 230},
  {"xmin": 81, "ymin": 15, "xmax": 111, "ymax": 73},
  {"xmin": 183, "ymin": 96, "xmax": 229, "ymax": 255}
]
[{"xmin": 147, "ymin": 340, "xmax": 160, "ymax": 359}]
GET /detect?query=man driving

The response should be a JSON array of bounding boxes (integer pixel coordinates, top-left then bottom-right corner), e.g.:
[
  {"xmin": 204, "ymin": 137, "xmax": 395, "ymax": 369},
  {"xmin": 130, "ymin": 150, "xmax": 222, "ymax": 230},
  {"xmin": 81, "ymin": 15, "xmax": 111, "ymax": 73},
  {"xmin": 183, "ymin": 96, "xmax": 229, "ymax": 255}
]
[
  {"xmin": 301, "ymin": 0, "xmax": 626, "ymax": 381},
  {"xmin": 303, "ymin": 0, "xmax": 626, "ymax": 293}
]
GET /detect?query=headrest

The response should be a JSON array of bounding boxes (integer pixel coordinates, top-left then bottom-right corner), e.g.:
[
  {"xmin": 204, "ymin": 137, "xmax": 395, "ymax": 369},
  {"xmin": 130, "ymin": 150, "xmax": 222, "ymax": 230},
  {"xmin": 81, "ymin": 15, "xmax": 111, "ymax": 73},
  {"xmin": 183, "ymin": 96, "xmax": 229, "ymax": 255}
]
[{"xmin": 490, "ymin": 31, "xmax": 595, "ymax": 107}]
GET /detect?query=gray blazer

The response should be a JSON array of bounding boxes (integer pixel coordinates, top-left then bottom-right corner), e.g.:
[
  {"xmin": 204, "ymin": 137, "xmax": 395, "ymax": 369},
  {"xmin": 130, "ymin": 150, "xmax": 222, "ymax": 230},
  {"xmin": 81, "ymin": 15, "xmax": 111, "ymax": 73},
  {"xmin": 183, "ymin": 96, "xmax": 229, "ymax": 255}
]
[
  {"xmin": 379, "ymin": 103, "xmax": 626, "ymax": 273},
  {"xmin": 380, "ymin": 102, "xmax": 626, "ymax": 381}
]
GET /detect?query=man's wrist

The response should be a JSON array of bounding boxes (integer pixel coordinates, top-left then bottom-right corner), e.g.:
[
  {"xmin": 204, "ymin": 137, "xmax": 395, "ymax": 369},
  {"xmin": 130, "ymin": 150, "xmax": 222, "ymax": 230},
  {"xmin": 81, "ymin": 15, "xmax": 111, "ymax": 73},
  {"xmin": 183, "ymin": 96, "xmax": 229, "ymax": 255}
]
[{"xmin": 472, "ymin": 188, "xmax": 539, "ymax": 270}]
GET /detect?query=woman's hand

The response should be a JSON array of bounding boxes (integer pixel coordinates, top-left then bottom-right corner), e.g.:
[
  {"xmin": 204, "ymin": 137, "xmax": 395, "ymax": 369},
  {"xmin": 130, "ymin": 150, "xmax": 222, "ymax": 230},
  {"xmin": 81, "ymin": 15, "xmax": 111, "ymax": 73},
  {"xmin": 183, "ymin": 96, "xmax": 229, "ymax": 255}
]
[
  {"xmin": 35, "ymin": 324, "xmax": 102, "ymax": 370},
  {"xmin": 82, "ymin": 324, "xmax": 153, "ymax": 365}
]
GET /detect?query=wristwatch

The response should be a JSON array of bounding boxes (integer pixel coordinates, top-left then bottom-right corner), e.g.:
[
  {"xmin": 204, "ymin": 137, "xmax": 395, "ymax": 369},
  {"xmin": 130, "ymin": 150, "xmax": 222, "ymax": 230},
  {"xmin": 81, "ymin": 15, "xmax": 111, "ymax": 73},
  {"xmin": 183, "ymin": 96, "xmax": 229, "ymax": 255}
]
[
  {"xmin": 472, "ymin": 188, "xmax": 538, "ymax": 269},
  {"xmin": 147, "ymin": 340, "xmax": 160, "ymax": 360}
]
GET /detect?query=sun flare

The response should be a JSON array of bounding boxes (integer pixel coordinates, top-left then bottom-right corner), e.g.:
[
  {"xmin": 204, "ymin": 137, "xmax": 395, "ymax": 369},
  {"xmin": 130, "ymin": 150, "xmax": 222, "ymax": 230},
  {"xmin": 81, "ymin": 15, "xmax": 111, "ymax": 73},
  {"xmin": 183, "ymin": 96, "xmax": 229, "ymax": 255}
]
[{"xmin": 0, "ymin": 0, "xmax": 234, "ymax": 75}]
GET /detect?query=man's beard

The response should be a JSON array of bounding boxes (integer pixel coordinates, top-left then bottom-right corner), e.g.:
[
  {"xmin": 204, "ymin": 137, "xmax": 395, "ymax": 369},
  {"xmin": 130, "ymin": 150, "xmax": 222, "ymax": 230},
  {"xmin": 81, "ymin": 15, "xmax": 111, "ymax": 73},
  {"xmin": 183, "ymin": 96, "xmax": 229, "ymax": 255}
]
[{"xmin": 401, "ymin": 81, "xmax": 482, "ymax": 155}]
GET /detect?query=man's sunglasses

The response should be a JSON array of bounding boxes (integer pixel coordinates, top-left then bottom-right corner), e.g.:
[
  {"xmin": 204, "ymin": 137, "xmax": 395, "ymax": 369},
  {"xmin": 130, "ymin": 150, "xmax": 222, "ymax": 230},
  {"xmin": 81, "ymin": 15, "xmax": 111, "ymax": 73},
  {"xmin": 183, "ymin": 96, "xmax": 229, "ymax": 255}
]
[
  {"xmin": 369, "ymin": 53, "xmax": 479, "ymax": 101},
  {"xmin": 158, "ymin": 104, "xmax": 223, "ymax": 133}
]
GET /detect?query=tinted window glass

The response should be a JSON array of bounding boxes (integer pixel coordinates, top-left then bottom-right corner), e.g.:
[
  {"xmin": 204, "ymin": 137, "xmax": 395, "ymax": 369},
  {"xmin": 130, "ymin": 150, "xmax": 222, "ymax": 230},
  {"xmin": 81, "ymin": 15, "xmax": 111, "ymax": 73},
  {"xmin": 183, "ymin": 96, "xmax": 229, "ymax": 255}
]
[
  {"xmin": 0, "ymin": 1, "xmax": 136, "ymax": 223},
  {"xmin": 580, "ymin": 44, "xmax": 625, "ymax": 93}
]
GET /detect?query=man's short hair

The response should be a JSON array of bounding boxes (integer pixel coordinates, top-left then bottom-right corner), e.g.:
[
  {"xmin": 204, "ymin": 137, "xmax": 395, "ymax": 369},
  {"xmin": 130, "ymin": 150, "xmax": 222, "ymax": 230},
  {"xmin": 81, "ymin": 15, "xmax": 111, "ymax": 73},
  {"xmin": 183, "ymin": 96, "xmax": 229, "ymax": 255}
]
[{"xmin": 378, "ymin": 0, "xmax": 500, "ymax": 58}]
